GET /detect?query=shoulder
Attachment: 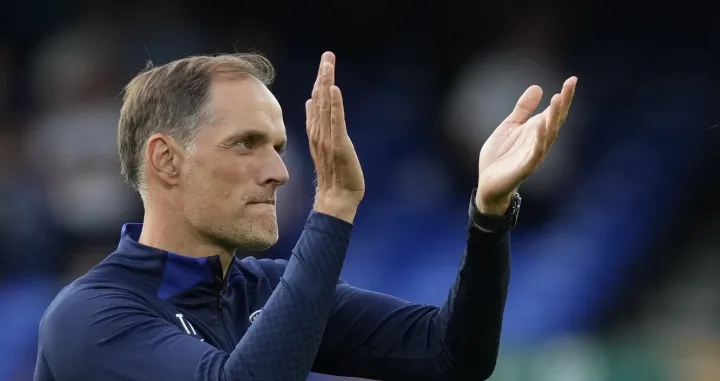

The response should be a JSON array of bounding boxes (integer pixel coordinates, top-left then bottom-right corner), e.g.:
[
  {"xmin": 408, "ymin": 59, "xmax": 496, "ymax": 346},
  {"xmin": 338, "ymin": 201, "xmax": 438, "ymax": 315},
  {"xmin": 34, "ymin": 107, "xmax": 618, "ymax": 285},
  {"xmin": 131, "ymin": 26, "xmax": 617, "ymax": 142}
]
[
  {"xmin": 236, "ymin": 256, "xmax": 288, "ymax": 285},
  {"xmin": 40, "ymin": 282, "xmax": 156, "ymax": 341},
  {"xmin": 236, "ymin": 256, "xmax": 348, "ymax": 288},
  {"xmin": 69, "ymin": 250, "xmax": 167, "ymax": 299}
]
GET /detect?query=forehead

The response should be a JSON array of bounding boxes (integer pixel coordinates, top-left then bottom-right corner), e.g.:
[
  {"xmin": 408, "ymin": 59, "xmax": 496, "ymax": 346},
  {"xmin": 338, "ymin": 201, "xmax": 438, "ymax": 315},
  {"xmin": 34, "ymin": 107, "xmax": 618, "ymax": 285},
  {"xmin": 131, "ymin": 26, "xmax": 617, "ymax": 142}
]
[{"xmin": 206, "ymin": 76, "xmax": 285, "ymax": 137}]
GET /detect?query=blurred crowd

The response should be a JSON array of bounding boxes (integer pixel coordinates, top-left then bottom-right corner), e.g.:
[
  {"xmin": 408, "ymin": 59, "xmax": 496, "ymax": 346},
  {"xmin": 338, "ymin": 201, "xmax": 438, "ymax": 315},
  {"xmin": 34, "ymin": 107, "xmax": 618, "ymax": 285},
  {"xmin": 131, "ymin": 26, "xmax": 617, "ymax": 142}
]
[{"xmin": 1, "ymin": 1, "xmax": 719, "ymax": 380}]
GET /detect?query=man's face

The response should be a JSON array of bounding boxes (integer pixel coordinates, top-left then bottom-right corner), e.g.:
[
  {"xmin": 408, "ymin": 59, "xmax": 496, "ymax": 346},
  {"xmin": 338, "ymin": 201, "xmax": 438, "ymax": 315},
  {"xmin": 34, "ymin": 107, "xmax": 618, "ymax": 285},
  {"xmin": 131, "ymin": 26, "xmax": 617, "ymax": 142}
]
[{"xmin": 181, "ymin": 76, "xmax": 289, "ymax": 251}]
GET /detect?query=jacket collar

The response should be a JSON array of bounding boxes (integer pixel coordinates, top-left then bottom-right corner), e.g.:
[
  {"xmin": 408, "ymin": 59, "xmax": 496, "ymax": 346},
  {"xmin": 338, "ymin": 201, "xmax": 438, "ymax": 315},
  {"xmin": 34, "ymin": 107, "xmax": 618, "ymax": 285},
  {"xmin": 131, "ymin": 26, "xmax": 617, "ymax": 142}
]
[{"xmin": 116, "ymin": 223, "xmax": 226, "ymax": 299}]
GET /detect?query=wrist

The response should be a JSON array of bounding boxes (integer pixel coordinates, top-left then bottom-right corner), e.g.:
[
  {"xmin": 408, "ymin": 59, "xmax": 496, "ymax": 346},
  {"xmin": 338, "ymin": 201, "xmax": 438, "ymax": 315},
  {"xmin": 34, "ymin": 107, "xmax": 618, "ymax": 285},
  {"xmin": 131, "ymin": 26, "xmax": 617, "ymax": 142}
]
[
  {"xmin": 313, "ymin": 195, "xmax": 360, "ymax": 224},
  {"xmin": 475, "ymin": 195, "xmax": 512, "ymax": 216}
]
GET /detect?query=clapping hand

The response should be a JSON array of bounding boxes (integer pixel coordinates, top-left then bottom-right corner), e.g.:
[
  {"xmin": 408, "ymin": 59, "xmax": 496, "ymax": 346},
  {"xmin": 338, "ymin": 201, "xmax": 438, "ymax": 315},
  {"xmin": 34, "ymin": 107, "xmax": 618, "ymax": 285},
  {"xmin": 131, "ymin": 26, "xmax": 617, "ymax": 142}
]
[
  {"xmin": 475, "ymin": 77, "xmax": 578, "ymax": 215},
  {"xmin": 305, "ymin": 52, "xmax": 365, "ymax": 223}
]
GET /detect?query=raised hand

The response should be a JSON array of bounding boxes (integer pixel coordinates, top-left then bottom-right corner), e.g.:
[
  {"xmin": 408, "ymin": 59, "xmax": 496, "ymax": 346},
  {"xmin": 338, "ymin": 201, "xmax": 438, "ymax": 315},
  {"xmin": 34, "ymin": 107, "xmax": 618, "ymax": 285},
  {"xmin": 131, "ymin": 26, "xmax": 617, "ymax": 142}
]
[
  {"xmin": 476, "ymin": 77, "xmax": 577, "ymax": 215},
  {"xmin": 306, "ymin": 52, "xmax": 365, "ymax": 223}
]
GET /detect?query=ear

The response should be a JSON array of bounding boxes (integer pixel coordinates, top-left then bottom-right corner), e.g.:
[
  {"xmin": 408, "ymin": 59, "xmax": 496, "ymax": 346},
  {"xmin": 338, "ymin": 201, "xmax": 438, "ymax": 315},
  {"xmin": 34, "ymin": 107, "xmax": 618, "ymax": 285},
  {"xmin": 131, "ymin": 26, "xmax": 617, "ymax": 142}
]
[{"xmin": 145, "ymin": 133, "xmax": 185, "ymax": 188}]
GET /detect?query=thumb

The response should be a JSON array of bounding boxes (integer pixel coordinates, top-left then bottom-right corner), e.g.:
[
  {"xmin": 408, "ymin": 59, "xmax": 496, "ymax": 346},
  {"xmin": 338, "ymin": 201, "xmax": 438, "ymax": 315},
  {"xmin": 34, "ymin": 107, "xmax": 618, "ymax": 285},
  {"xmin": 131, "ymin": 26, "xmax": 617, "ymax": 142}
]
[{"xmin": 503, "ymin": 85, "xmax": 543, "ymax": 125}]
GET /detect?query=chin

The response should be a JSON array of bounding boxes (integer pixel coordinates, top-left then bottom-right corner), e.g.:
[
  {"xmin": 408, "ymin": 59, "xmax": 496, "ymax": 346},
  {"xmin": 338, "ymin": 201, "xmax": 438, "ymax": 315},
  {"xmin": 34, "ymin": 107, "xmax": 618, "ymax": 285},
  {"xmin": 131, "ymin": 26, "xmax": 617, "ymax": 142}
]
[
  {"xmin": 227, "ymin": 209, "xmax": 279, "ymax": 251},
  {"xmin": 239, "ymin": 220, "xmax": 279, "ymax": 251},
  {"xmin": 242, "ymin": 234, "xmax": 278, "ymax": 251}
]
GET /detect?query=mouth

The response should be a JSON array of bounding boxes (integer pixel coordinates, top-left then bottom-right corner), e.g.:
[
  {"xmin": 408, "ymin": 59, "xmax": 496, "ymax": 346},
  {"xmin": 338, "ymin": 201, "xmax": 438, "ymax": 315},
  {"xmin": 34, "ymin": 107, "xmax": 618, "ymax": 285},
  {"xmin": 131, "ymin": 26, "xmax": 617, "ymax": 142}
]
[{"xmin": 247, "ymin": 200, "xmax": 276, "ymax": 206}]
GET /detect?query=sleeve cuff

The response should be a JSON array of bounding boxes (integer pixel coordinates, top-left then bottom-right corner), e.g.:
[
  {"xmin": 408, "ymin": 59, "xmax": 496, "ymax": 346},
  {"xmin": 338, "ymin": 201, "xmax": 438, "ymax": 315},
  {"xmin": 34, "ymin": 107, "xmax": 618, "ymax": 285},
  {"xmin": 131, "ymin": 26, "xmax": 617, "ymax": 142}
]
[{"xmin": 305, "ymin": 211, "xmax": 354, "ymax": 240}]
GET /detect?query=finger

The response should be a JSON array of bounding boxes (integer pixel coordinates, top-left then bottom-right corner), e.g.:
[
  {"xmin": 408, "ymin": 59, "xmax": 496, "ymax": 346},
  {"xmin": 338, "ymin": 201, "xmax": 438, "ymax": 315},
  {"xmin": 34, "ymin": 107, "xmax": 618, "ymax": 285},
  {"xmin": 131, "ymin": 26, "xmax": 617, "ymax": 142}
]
[
  {"xmin": 313, "ymin": 52, "xmax": 333, "ymax": 88},
  {"xmin": 305, "ymin": 99, "xmax": 313, "ymax": 135},
  {"xmin": 544, "ymin": 94, "xmax": 563, "ymax": 151},
  {"xmin": 559, "ymin": 76, "xmax": 577, "ymax": 125},
  {"xmin": 504, "ymin": 85, "xmax": 543, "ymax": 125},
  {"xmin": 325, "ymin": 51, "xmax": 336, "ymax": 66},
  {"xmin": 310, "ymin": 60, "xmax": 333, "ymax": 137},
  {"xmin": 330, "ymin": 85, "xmax": 347, "ymax": 140},
  {"xmin": 312, "ymin": 52, "xmax": 336, "ymax": 95},
  {"xmin": 525, "ymin": 112, "xmax": 549, "ymax": 174},
  {"xmin": 310, "ymin": 82, "xmax": 320, "ymax": 139},
  {"xmin": 306, "ymin": 99, "xmax": 322, "ymax": 170},
  {"xmin": 318, "ymin": 62, "xmax": 334, "ymax": 141}
]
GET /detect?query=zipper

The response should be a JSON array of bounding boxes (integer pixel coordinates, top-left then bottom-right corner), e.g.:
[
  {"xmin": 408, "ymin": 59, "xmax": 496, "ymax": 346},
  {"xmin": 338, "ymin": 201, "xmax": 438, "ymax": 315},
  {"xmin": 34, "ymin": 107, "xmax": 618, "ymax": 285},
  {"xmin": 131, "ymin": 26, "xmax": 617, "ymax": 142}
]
[
  {"xmin": 216, "ymin": 262, "xmax": 234, "ymax": 349},
  {"xmin": 216, "ymin": 277, "xmax": 224, "ymax": 310},
  {"xmin": 215, "ymin": 256, "xmax": 232, "ymax": 310}
]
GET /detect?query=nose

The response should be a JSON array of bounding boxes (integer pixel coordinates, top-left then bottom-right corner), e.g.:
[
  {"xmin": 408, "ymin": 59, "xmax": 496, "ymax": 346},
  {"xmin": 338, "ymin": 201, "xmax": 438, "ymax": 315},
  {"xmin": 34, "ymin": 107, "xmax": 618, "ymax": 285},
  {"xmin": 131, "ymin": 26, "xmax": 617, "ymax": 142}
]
[{"xmin": 262, "ymin": 149, "xmax": 289, "ymax": 187}]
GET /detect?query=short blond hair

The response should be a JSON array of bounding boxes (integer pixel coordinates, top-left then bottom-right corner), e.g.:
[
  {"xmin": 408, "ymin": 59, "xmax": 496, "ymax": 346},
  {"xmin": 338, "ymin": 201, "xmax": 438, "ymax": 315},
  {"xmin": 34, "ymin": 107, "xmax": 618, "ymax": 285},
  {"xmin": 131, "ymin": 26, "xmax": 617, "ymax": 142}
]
[{"xmin": 118, "ymin": 53, "xmax": 275, "ymax": 193}]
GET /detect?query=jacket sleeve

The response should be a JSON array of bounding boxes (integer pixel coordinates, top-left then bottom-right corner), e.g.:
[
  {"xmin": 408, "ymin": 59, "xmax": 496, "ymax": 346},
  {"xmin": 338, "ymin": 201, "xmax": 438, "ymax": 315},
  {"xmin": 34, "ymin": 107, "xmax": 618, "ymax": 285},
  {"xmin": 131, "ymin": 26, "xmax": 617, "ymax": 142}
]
[
  {"xmin": 310, "ymin": 215, "xmax": 511, "ymax": 380},
  {"xmin": 36, "ymin": 211, "xmax": 352, "ymax": 381}
]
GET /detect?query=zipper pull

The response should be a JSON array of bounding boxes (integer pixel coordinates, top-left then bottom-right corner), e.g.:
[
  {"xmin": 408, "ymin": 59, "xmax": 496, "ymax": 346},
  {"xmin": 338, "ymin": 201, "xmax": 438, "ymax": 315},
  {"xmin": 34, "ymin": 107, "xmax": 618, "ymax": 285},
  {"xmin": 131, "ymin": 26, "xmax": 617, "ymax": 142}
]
[{"xmin": 216, "ymin": 277, "xmax": 224, "ymax": 309}]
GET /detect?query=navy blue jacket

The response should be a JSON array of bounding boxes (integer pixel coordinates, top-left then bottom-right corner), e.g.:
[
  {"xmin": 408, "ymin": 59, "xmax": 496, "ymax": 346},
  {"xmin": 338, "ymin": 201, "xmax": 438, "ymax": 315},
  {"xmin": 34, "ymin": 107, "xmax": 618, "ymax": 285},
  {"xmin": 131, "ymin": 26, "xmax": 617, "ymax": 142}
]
[{"xmin": 34, "ymin": 208, "xmax": 510, "ymax": 381}]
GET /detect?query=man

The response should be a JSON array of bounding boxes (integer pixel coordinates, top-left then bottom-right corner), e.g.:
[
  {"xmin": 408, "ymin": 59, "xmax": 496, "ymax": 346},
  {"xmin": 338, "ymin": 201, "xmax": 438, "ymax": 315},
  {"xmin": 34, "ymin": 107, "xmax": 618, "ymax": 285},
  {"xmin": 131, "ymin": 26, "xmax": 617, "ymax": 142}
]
[{"xmin": 34, "ymin": 51, "xmax": 576, "ymax": 381}]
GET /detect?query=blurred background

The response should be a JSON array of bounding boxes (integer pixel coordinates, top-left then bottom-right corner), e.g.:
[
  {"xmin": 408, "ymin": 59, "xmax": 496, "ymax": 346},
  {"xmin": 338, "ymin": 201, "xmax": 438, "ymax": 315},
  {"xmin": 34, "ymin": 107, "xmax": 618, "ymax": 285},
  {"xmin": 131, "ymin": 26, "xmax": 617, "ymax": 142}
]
[{"xmin": 1, "ymin": 1, "xmax": 719, "ymax": 380}]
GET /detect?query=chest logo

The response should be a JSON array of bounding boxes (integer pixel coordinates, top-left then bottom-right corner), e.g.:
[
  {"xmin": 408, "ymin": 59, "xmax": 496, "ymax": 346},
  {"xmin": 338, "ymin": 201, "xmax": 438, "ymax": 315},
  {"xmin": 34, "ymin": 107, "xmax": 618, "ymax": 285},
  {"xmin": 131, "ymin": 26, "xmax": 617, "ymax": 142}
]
[
  {"xmin": 249, "ymin": 310, "xmax": 262, "ymax": 324},
  {"xmin": 175, "ymin": 313, "xmax": 204, "ymax": 341}
]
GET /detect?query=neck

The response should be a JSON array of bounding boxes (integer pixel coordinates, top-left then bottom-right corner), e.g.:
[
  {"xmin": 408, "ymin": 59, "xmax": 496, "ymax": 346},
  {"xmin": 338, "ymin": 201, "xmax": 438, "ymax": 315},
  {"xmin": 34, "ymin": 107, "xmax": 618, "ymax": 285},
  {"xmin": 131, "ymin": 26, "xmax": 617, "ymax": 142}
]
[{"xmin": 139, "ymin": 200, "xmax": 234, "ymax": 273}]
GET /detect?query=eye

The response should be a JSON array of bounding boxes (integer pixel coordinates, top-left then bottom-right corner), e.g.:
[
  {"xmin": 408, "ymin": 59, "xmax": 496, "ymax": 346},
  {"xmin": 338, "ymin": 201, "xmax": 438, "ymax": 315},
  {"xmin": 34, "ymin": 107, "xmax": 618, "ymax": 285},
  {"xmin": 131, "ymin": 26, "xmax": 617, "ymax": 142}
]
[{"xmin": 236, "ymin": 138, "xmax": 256, "ymax": 150}]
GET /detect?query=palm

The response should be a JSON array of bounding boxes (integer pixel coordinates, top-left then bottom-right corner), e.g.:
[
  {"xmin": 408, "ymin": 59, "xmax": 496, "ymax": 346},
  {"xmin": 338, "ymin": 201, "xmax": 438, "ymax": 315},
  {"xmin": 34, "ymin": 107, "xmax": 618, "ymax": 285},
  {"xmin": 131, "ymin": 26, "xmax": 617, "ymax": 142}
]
[{"xmin": 477, "ymin": 78, "xmax": 577, "ymax": 206}]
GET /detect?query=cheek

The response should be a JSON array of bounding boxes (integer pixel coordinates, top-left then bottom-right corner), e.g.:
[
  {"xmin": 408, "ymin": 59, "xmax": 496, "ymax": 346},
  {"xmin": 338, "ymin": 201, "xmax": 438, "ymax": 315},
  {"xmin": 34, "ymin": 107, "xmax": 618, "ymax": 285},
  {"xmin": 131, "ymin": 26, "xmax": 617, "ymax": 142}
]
[{"xmin": 201, "ymin": 158, "xmax": 251, "ymax": 197}]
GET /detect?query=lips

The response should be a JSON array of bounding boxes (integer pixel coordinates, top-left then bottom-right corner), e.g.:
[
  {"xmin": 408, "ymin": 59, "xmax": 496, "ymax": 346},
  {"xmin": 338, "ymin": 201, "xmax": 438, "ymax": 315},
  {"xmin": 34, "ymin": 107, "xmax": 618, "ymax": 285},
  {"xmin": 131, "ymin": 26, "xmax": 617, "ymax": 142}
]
[{"xmin": 247, "ymin": 199, "xmax": 275, "ymax": 206}]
